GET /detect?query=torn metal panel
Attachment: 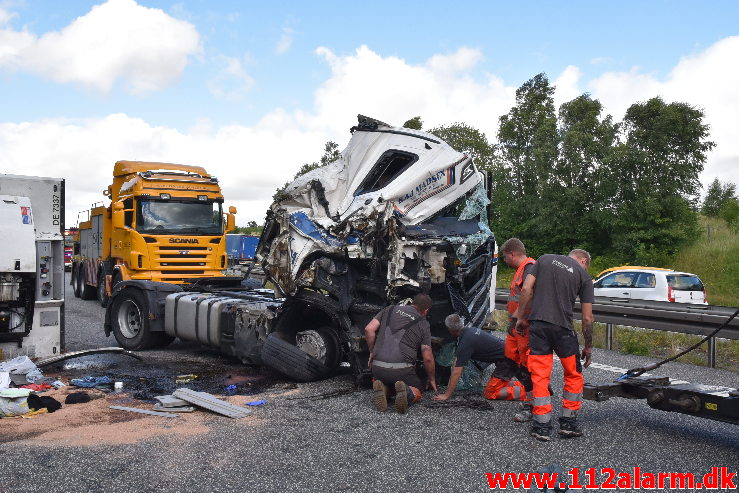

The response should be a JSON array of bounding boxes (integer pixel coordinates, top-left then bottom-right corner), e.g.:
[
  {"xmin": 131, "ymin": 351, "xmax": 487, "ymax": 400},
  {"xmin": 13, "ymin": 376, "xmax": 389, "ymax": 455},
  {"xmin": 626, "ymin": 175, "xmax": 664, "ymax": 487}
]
[
  {"xmin": 173, "ymin": 388, "xmax": 252, "ymax": 418},
  {"xmin": 109, "ymin": 406, "xmax": 179, "ymax": 418}
]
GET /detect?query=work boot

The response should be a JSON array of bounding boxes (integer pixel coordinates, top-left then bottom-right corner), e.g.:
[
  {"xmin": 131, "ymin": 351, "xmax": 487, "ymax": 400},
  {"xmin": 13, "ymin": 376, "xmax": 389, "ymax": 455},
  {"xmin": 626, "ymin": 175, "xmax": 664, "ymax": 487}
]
[
  {"xmin": 530, "ymin": 422, "xmax": 552, "ymax": 442},
  {"xmin": 558, "ymin": 416, "xmax": 583, "ymax": 438},
  {"xmin": 372, "ymin": 380, "xmax": 388, "ymax": 412},
  {"xmin": 513, "ymin": 403, "xmax": 533, "ymax": 423},
  {"xmin": 394, "ymin": 381, "xmax": 408, "ymax": 414}
]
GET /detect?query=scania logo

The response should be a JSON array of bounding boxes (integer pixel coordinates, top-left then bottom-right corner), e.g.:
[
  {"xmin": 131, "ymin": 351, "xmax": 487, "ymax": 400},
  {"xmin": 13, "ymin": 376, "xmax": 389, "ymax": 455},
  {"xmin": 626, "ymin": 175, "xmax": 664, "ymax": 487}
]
[{"xmin": 169, "ymin": 238, "xmax": 198, "ymax": 244}]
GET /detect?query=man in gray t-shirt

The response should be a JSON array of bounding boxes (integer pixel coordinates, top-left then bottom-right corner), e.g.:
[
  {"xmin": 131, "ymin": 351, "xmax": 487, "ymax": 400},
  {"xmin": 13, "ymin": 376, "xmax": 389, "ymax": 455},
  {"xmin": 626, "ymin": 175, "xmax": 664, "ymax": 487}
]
[
  {"xmin": 364, "ymin": 294, "xmax": 437, "ymax": 413},
  {"xmin": 513, "ymin": 250, "xmax": 594, "ymax": 442}
]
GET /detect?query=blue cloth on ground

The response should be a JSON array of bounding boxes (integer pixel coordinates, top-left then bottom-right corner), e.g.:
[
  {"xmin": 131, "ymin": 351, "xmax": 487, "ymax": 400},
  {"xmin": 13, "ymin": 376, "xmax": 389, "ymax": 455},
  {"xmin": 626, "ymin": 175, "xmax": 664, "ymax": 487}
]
[{"xmin": 70, "ymin": 376, "xmax": 112, "ymax": 388}]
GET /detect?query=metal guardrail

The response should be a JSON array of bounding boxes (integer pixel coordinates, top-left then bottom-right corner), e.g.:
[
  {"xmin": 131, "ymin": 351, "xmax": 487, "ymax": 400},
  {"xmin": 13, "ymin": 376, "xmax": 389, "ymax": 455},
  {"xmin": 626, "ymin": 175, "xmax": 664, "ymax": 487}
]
[{"xmin": 493, "ymin": 288, "xmax": 739, "ymax": 367}]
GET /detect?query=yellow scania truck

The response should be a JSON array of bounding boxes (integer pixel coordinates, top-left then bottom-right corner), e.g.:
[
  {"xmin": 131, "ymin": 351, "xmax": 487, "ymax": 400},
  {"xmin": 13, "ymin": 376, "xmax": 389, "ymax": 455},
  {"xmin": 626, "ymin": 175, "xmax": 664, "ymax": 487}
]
[{"xmin": 71, "ymin": 161, "xmax": 236, "ymax": 307}]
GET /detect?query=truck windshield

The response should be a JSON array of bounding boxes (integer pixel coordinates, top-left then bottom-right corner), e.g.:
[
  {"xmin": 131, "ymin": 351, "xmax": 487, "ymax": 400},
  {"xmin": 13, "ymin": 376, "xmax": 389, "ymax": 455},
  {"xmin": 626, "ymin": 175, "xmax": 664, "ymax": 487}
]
[{"xmin": 137, "ymin": 200, "xmax": 223, "ymax": 235}]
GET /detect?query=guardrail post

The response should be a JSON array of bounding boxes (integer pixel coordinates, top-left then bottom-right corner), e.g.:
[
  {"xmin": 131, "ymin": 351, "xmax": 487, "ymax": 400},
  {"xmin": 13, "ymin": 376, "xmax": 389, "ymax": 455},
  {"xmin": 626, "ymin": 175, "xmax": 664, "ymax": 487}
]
[
  {"xmin": 606, "ymin": 323, "xmax": 614, "ymax": 351},
  {"xmin": 707, "ymin": 337, "xmax": 716, "ymax": 368}
]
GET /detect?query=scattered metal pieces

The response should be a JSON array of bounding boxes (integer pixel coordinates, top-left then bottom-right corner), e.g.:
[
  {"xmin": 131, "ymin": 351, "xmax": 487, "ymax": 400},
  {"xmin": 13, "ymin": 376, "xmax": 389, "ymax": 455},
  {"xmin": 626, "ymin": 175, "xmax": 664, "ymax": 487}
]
[
  {"xmin": 109, "ymin": 406, "xmax": 179, "ymax": 418},
  {"xmin": 153, "ymin": 395, "xmax": 190, "ymax": 408},
  {"xmin": 173, "ymin": 388, "xmax": 251, "ymax": 418},
  {"xmin": 153, "ymin": 403, "xmax": 195, "ymax": 413},
  {"xmin": 36, "ymin": 347, "xmax": 143, "ymax": 367},
  {"xmin": 175, "ymin": 374, "xmax": 198, "ymax": 384}
]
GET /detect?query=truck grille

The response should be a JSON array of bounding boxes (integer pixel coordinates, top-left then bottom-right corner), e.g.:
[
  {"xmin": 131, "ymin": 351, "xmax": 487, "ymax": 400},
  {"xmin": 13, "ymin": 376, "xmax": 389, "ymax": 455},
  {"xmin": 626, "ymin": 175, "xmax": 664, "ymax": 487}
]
[{"xmin": 151, "ymin": 245, "xmax": 217, "ymax": 273}]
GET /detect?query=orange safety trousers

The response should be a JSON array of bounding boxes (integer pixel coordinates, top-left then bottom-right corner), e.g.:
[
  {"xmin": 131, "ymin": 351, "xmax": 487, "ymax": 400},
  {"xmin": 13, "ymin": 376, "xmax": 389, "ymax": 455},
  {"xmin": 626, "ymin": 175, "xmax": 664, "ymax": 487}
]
[
  {"xmin": 528, "ymin": 320, "xmax": 584, "ymax": 424},
  {"xmin": 484, "ymin": 378, "xmax": 526, "ymax": 400},
  {"xmin": 504, "ymin": 329, "xmax": 530, "ymax": 367}
]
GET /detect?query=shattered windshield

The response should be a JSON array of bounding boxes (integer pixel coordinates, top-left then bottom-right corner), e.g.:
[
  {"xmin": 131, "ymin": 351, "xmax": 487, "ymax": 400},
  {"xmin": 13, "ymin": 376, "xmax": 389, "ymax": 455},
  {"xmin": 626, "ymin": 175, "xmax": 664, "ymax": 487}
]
[{"xmin": 136, "ymin": 200, "xmax": 222, "ymax": 235}]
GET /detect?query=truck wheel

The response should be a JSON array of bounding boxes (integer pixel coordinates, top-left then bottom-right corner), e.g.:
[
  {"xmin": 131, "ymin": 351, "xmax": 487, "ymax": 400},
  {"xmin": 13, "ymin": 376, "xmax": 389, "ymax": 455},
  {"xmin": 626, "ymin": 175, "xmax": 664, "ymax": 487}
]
[
  {"xmin": 72, "ymin": 265, "xmax": 82, "ymax": 298},
  {"xmin": 79, "ymin": 265, "xmax": 96, "ymax": 300},
  {"xmin": 97, "ymin": 268, "xmax": 109, "ymax": 307},
  {"xmin": 261, "ymin": 333, "xmax": 332, "ymax": 382},
  {"xmin": 110, "ymin": 288, "xmax": 158, "ymax": 350}
]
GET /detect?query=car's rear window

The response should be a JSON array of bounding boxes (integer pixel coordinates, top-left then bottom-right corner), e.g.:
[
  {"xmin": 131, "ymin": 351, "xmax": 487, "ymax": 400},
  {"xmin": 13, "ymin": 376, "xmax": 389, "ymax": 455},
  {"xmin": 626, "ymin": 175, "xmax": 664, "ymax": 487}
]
[{"xmin": 667, "ymin": 274, "xmax": 704, "ymax": 291}]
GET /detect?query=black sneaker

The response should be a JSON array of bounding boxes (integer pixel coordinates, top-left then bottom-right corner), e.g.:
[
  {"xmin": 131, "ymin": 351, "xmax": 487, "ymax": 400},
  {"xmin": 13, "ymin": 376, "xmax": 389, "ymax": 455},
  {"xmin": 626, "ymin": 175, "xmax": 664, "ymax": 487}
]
[
  {"xmin": 558, "ymin": 417, "xmax": 583, "ymax": 438},
  {"xmin": 372, "ymin": 380, "xmax": 388, "ymax": 412},
  {"xmin": 530, "ymin": 423, "xmax": 552, "ymax": 442},
  {"xmin": 394, "ymin": 381, "xmax": 408, "ymax": 414}
]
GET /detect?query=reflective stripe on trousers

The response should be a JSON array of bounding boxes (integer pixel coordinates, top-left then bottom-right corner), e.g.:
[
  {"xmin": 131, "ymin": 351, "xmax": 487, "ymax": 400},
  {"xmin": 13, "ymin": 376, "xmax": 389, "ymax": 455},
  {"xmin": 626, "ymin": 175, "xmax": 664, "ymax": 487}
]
[
  {"xmin": 560, "ymin": 354, "xmax": 583, "ymax": 413},
  {"xmin": 528, "ymin": 353, "xmax": 584, "ymax": 423}
]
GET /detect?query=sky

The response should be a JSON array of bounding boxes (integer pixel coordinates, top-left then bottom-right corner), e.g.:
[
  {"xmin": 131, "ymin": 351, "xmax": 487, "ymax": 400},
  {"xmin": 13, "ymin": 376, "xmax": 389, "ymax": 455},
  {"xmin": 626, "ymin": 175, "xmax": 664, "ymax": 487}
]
[{"xmin": 0, "ymin": 0, "xmax": 738, "ymax": 224}]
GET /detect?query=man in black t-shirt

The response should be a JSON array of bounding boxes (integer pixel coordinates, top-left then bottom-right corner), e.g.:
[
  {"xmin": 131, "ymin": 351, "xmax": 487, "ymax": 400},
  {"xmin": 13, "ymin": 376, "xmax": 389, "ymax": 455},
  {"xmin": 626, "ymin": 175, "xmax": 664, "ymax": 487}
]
[
  {"xmin": 513, "ymin": 249, "xmax": 594, "ymax": 442},
  {"xmin": 431, "ymin": 314, "xmax": 506, "ymax": 401},
  {"xmin": 364, "ymin": 294, "xmax": 437, "ymax": 413}
]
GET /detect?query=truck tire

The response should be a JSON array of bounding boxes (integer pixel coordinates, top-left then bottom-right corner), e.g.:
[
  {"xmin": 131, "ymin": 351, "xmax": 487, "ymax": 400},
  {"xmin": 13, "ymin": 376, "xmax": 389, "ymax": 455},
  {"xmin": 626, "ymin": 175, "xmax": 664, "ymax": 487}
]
[
  {"xmin": 72, "ymin": 264, "xmax": 82, "ymax": 298},
  {"xmin": 97, "ymin": 268, "xmax": 109, "ymax": 307},
  {"xmin": 79, "ymin": 264, "xmax": 96, "ymax": 300},
  {"xmin": 110, "ymin": 288, "xmax": 159, "ymax": 350},
  {"xmin": 261, "ymin": 333, "xmax": 332, "ymax": 382}
]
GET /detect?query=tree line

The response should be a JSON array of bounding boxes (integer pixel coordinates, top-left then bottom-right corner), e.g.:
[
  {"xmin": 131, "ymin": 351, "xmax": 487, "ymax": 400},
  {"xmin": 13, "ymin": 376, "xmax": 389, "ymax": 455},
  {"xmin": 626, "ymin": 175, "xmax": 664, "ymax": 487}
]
[{"xmin": 280, "ymin": 73, "xmax": 736, "ymax": 269}]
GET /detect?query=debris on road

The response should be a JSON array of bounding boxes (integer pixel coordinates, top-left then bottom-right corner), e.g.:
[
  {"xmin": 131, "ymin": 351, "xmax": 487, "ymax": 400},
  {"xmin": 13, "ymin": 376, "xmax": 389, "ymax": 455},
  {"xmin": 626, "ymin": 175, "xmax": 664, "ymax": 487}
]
[
  {"xmin": 246, "ymin": 400, "xmax": 266, "ymax": 406},
  {"xmin": 70, "ymin": 376, "xmax": 112, "ymax": 388},
  {"xmin": 109, "ymin": 405, "xmax": 179, "ymax": 418},
  {"xmin": 152, "ymin": 403, "xmax": 195, "ymax": 413},
  {"xmin": 35, "ymin": 347, "xmax": 143, "ymax": 367},
  {"xmin": 173, "ymin": 388, "xmax": 252, "ymax": 418},
  {"xmin": 153, "ymin": 395, "xmax": 190, "ymax": 408}
]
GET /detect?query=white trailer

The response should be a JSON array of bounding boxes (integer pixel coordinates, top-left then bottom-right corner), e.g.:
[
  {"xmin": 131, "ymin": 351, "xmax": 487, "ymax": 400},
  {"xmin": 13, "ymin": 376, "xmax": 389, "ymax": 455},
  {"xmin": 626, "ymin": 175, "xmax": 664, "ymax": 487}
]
[{"xmin": 0, "ymin": 174, "xmax": 65, "ymax": 359}]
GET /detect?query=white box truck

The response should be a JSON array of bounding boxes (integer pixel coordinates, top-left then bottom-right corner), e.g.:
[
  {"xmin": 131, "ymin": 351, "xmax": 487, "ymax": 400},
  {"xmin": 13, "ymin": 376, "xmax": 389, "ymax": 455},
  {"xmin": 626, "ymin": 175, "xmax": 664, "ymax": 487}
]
[{"xmin": 0, "ymin": 174, "xmax": 65, "ymax": 359}]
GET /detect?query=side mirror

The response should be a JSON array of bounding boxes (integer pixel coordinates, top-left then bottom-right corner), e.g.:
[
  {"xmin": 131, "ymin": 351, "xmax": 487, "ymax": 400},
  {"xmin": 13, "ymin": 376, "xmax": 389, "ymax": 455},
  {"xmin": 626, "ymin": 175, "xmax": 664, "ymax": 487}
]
[
  {"xmin": 229, "ymin": 205, "xmax": 237, "ymax": 214},
  {"xmin": 225, "ymin": 213, "xmax": 236, "ymax": 233},
  {"xmin": 111, "ymin": 202, "xmax": 125, "ymax": 229}
]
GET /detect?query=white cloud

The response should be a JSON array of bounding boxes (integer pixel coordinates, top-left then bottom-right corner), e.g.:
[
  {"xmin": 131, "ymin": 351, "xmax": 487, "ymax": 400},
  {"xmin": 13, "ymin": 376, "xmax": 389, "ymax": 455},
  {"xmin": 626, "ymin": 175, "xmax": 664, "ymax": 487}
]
[
  {"xmin": 589, "ymin": 36, "xmax": 739, "ymax": 188},
  {"xmin": 0, "ymin": 0, "xmax": 201, "ymax": 93},
  {"xmin": 207, "ymin": 55, "xmax": 255, "ymax": 101},
  {"xmin": 553, "ymin": 65, "xmax": 583, "ymax": 110},
  {"xmin": 310, "ymin": 45, "xmax": 515, "ymax": 138},
  {"xmin": 275, "ymin": 26, "xmax": 294, "ymax": 55}
]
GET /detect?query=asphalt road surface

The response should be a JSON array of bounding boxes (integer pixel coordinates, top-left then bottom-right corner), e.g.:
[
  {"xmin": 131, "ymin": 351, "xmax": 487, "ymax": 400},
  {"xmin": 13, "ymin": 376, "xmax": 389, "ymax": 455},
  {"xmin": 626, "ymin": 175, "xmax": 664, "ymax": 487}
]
[{"xmin": 0, "ymin": 283, "xmax": 736, "ymax": 492}]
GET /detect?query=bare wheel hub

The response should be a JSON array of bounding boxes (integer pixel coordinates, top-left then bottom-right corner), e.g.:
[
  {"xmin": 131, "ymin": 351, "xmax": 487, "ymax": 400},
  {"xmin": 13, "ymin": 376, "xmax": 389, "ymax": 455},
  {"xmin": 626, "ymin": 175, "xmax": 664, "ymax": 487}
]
[
  {"xmin": 296, "ymin": 330, "xmax": 328, "ymax": 363},
  {"xmin": 117, "ymin": 299, "xmax": 142, "ymax": 339}
]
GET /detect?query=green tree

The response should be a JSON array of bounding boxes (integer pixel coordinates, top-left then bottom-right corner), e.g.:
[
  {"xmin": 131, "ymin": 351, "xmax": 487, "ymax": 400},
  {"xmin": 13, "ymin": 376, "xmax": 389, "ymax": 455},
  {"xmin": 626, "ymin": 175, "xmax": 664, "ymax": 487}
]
[
  {"xmin": 403, "ymin": 116, "xmax": 423, "ymax": 129},
  {"xmin": 429, "ymin": 122, "xmax": 496, "ymax": 171},
  {"xmin": 607, "ymin": 97, "xmax": 715, "ymax": 263},
  {"xmin": 495, "ymin": 73, "xmax": 558, "ymax": 252},
  {"xmin": 719, "ymin": 198, "xmax": 739, "ymax": 232},
  {"xmin": 543, "ymin": 95, "xmax": 618, "ymax": 254},
  {"xmin": 702, "ymin": 178, "xmax": 737, "ymax": 217}
]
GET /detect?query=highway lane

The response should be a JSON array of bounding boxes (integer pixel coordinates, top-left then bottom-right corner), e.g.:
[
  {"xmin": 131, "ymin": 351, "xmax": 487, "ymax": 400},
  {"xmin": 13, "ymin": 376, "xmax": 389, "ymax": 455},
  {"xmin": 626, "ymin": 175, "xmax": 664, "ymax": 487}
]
[{"xmin": 0, "ymin": 284, "xmax": 736, "ymax": 492}]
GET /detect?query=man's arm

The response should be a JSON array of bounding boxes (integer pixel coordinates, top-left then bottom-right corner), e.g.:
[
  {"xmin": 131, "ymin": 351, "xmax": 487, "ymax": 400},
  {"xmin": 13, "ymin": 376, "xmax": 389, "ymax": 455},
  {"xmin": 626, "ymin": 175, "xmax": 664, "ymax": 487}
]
[
  {"xmin": 364, "ymin": 318, "xmax": 380, "ymax": 368},
  {"xmin": 431, "ymin": 366, "xmax": 463, "ymax": 401},
  {"xmin": 580, "ymin": 302, "xmax": 594, "ymax": 368},
  {"xmin": 421, "ymin": 345, "xmax": 437, "ymax": 392},
  {"xmin": 513, "ymin": 274, "xmax": 536, "ymax": 333}
]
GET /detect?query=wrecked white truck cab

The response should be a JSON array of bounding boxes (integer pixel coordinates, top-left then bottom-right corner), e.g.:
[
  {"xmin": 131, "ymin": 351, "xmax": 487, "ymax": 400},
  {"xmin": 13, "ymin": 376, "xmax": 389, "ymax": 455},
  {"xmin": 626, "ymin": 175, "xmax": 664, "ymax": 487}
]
[{"xmin": 104, "ymin": 116, "xmax": 498, "ymax": 384}]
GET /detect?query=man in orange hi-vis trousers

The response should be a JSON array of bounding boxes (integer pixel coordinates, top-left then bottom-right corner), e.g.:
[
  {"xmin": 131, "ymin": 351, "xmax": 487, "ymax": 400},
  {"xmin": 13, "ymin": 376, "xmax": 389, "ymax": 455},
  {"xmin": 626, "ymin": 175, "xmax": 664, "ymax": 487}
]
[
  {"xmin": 496, "ymin": 238, "xmax": 537, "ymax": 421},
  {"xmin": 513, "ymin": 249, "xmax": 594, "ymax": 442}
]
